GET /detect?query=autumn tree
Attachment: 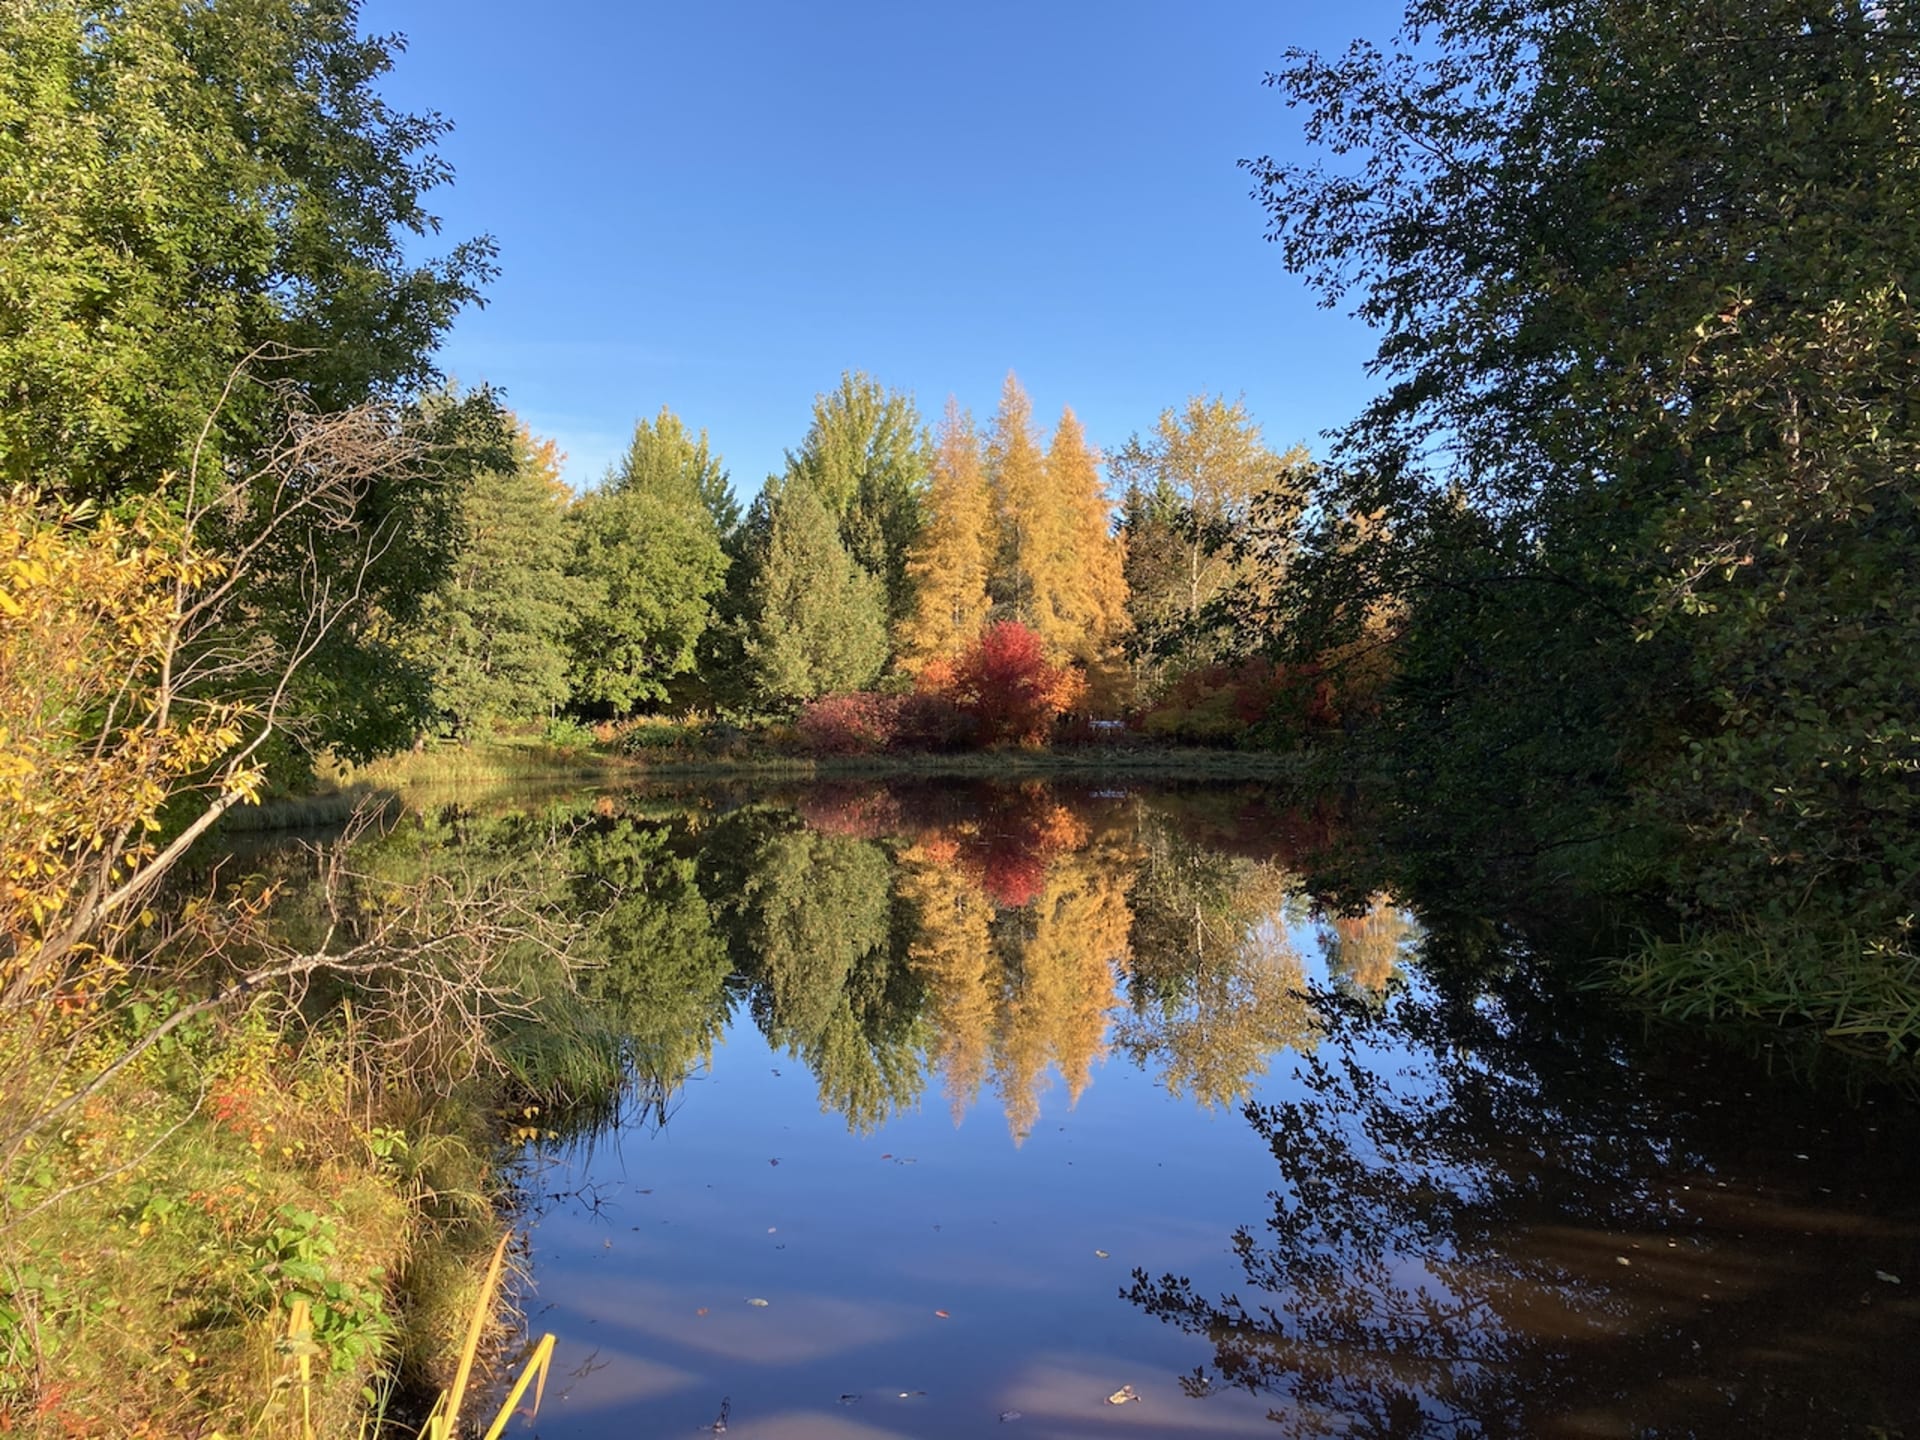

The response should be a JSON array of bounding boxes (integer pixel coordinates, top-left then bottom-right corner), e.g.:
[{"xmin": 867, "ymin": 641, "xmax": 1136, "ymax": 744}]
[
  {"xmin": 896, "ymin": 398, "xmax": 993, "ymax": 680},
  {"xmin": 782, "ymin": 372, "xmax": 928, "ymax": 630},
  {"xmin": 1045, "ymin": 407, "xmax": 1131, "ymax": 708},
  {"xmin": 949, "ymin": 621, "xmax": 1085, "ymax": 747},
  {"xmin": 1110, "ymin": 396, "xmax": 1302, "ymax": 692},
  {"xmin": 415, "ymin": 422, "xmax": 582, "ymax": 735},
  {"xmin": 745, "ymin": 475, "xmax": 889, "ymax": 710},
  {"xmin": 898, "ymin": 840, "xmax": 999, "ymax": 1123},
  {"xmin": 984, "ymin": 373, "xmax": 1070, "ymax": 642}
]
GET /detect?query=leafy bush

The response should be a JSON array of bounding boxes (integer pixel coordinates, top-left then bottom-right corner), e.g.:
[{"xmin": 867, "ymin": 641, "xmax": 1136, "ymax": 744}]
[
  {"xmin": 542, "ymin": 716, "xmax": 597, "ymax": 752},
  {"xmin": 947, "ymin": 621, "xmax": 1085, "ymax": 747},
  {"xmin": 794, "ymin": 691, "xmax": 974, "ymax": 755},
  {"xmin": 1143, "ymin": 657, "xmax": 1341, "ymax": 747}
]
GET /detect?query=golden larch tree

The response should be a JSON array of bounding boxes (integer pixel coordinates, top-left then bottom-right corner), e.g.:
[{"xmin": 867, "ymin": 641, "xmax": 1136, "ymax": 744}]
[
  {"xmin": 896, "ymin": 398, "xmax": 993, "ymax": 681},
  {"xmin": 897, "ymin": 836, "xmax": 998, "ymax": 1124},
  {"xmin": 1045, "ymin": 407, "xmax": 1132, "ymax": 710},
  {"xmin": 984, "ymin": 372, "xmax": 1070, "ymax": 645}
]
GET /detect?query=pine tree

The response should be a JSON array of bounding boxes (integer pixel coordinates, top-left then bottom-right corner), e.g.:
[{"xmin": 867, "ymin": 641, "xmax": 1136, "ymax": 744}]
[
  {"xmin": 746, "ymin": 476, "xmax": 889, "ymax": 709},
  {"xmin": 896, "ymin": 397, "xmax": 993, "ymax": 679},
  {"xmin": 416, "ymin": 424, "xmax": 582, "ymax": 735}
]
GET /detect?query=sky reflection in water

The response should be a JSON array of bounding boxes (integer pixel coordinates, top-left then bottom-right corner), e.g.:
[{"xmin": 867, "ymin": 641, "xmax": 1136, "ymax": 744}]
[{"xmin": 480, "ymin": 780, "xmax": 1918, "ymax": 1440}]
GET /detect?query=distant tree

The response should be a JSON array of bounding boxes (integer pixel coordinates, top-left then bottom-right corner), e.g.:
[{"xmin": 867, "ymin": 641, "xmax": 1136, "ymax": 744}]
[
  {"xmin": 415, "ymin": 423, "xmax": 581, "ymax": 735},
  {"xmin": 614, "ymin": 407, "xmax": 739, "ymax": 537},
  {"xmin": 1110, "ymin": 396, "xmax": 1303, "ymax": 692},
  {"xmin": 746, "ymin": 476, "xmax": 889, "ymax": 709},
  {"xmin": 1045, "ymin": 407, "xmax": 1132, "ymax": 709},
  {"xmin": 896, "ymin": 398, "xmax": 994, "ymax": 680},
  {"xmin": 566, "ymin": 455, "xmax": 728, "ymax": 714},
  {"xmin": 984, "ymin": 373, "xmax": 1070, "ymax": 642},
  {"xmin": 783, "ymin": 372, "xmax": 928, "ymax": 629}
]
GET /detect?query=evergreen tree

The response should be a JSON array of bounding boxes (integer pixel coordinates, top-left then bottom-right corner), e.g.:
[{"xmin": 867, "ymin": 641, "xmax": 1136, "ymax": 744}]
[
  {"xmin": 783, "ymin": 372, "xmax": 928, "ymax": 628},
  {"xmin": 746, "ymin": 476, "xmax": 889, "ymax": 709},
  {"xmin": 896, "ymin": 398, "xmax": 994, "ymax": 679},
  {"xmin": 415, "ymin": 423, "xmax": 581, "ymax": 734}
]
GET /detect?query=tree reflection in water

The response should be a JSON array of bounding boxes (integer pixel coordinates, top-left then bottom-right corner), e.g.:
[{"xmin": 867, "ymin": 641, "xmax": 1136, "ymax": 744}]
[{"xmin": 1124, "ymin": 969, "xmax": 1920, "ymax": 1438}]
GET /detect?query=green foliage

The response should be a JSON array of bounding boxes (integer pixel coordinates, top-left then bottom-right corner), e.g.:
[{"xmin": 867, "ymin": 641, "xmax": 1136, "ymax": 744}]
[
  {"xmin": 1247, "ymin": 0, "xmax": 1920, "ymax": 997},
  {"xmin": 415, "ymin": 421, "xmax": 582, "ymax": 736},
  {"xmin": 701, "ymin": 808, "xmax": 927, "ymax": 1131},
  {"xmin": 570, "ymin": 819, "xmax": 733, "ymax": 1084},
  {"xmin": 745, "ymin": 476, "xmax": 889, "ymax": 710},
  {"xmin": 614, "ymin": 407, "xmax": 739, "ymax": 537},
  {"xmin": 0, "ymin": 0, "xmax": 493, "ymax": 498},
  {"xmin": 783, "ymin": 372, "xmax": 929, "ymax": 630},
  {"xmin": 566, "ymin": 466, "xmax": 729, "ymax": 714}
]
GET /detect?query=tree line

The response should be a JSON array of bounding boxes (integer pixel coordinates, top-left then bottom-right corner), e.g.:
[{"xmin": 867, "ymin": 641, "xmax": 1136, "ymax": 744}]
[{"xmin": 408, "ymin": 375, "xmax": 1310, "ymax": 741}]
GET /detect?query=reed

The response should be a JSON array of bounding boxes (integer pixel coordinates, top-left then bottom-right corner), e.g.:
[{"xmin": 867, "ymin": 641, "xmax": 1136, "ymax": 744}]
[
  {"xmin": 421, "ymin": 1232, "xmax": 555, "ymax": 1440},
  {"xmin": 1613, "ymin": 924, "xmax": 1920, "ymax": 1062}
]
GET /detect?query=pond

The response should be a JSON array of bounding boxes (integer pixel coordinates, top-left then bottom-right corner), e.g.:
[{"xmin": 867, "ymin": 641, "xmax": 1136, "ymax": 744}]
[{"xmin": 382, "ymin": 779, "xmax": 1920, "ymax": 1439}]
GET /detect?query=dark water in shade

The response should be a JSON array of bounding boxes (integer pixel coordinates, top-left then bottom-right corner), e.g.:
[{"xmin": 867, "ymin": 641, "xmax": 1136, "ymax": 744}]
[{"xmin": 475, "ymin": 780, "xmax": 1919, "ymax": 1440}]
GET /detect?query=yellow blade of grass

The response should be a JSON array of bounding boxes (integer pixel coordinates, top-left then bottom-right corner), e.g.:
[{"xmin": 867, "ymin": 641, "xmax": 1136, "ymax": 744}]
[
  {"xmin": 479, "ymin": 1333, "xmax": 556, "ymax": 1440},
  {"xmin": 434, "ymin": 1231, "xmax": 512, "ymax": 1439}
]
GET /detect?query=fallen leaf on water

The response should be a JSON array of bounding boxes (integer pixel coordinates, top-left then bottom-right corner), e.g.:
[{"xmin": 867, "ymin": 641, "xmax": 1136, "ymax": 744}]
[
  {"xmin": 746, "ymin": 1298, "xmax": 770, "ymax": 1307},
  {"xmin": 934, "ymin": 1309, "xmax": 950, "ymax": 1318},
  {"xmin": 881, "ymin": 1153, "xmax": 892, "ymax": 1159},
  {"xmin": 1876, "ymin": 1270, "xmax": 1901, "ymax": 1284},
  {"xmin": 1106, "ymin": 1385, "xmax": 1139, "ymax": 1405},
  {"xmin": 695, "ymin": 1307, "xmax": 709, "ymax": 1317}
]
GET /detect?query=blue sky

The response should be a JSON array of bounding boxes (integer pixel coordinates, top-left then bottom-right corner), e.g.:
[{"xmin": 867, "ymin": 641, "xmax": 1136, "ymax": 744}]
[{"xmin": 360, "ymin": 1, "xmax": 1404, "ymax": 497}]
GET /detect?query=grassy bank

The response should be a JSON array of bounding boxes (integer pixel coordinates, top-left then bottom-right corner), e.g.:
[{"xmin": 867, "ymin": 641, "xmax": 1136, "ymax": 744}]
[
  {"xmin": 0, "ymin": 999, "xmax": 520, "ymax": 1437},
  {"xmin": 325, "ymin": 732, "xmax": 1313, "ymax": 795}
]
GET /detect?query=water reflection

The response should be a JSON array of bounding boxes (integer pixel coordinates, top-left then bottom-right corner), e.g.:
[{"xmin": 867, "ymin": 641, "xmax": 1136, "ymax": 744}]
[
  {"xmin": 283, "ymin": 779, "xmax": 1918, "ymax": 1437},
  {"xmin": 1124, "ymin": 980, "xmax": 1920, "ymax": 1438}
]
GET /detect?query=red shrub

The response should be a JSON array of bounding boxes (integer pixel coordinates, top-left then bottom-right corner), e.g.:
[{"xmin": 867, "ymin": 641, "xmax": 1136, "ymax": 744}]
[
  {"xmin": 795, "ymin": 690, "xmax": 973, "ymax": 754},
  {"xmin": 795, "ymin": 692, "xmax": 901, "ymax": 754},
  {"xmin": 947, "ymin": 621, "xmax": 1086, "ymax": 747}
]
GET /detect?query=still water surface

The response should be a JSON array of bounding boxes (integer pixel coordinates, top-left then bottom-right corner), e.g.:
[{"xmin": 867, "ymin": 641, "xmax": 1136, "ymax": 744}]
[{"xmin": 445, "ymin": 780, "xmax": 1918, "ymax": 1439}]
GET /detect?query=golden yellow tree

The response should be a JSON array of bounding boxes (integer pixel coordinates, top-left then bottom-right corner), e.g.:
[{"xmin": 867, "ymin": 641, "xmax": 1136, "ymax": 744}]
[
  {"xmin": 1045, "ymin": 407, "xmax": 1132, "ymax": 710},
  {"xmin": 984, "ymin": 372, "xmax": 1070, "ymax": 644},
  {"xmin": 1, "ymin": 491, "xmax": 251, "ymax": 1002},
  {"xmin": 989, "ymin": 815, "xmax": 1137, "ymax": 1142},
  {"xmin": 896, "ymin": 398, "xmax": 993, "ymax": 680},
  {"xmin": 898, "ymin": 836, "xmax": 998, "ymax": 1123}
]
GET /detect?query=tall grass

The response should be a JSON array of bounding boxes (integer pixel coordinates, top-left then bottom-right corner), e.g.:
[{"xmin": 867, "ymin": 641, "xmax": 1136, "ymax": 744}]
[{"xmin": 1613, "ymin": 924, "xmax": 1920, "ymax": 1062}]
